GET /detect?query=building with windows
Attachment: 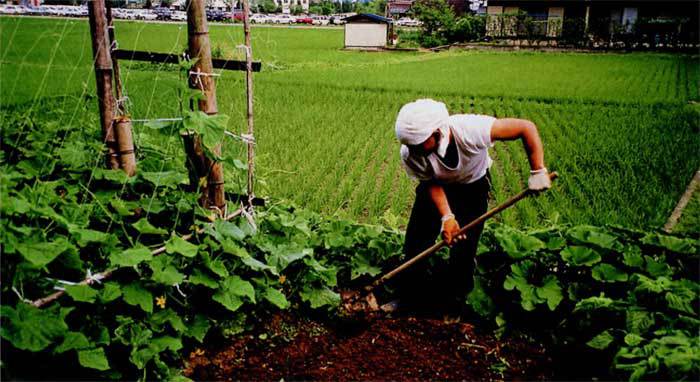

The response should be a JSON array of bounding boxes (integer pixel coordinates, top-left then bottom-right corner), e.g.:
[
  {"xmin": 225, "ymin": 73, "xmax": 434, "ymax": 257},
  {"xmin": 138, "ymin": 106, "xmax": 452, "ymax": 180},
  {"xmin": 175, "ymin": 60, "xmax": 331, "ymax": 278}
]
[
  {"xmin": 486, "ymin": 0, "xmax": 699, "ymax": 39},
  {"xmin": 274, "ymin": 0, "xmax": 310, "ymax": 13}
]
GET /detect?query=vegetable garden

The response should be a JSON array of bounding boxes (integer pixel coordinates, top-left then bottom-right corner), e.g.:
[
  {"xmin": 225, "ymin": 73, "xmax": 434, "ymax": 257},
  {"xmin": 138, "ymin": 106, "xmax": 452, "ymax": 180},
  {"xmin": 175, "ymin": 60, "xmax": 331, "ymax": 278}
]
[{"xmin": 1, "ymin": 13, "xmax": 699, "ymax": 381}]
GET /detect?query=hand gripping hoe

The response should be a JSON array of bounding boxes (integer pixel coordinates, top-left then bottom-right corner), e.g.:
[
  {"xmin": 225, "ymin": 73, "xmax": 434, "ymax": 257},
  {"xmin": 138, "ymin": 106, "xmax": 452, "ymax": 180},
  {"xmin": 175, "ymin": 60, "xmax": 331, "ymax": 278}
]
[{"xmin": 340, "ymin": 172, "xmax": 558, "ymax": 317}]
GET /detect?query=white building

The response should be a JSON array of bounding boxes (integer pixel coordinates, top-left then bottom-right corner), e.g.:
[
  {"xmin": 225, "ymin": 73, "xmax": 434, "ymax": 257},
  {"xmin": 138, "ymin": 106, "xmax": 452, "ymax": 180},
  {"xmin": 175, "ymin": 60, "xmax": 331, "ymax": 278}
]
[
  {"xmin": 344, "ymin": 13, "xmax": 392, "ymax": 49},
  {"xmin": 274, "ymin": 0, "xmax": 309, "ymax": 13}
]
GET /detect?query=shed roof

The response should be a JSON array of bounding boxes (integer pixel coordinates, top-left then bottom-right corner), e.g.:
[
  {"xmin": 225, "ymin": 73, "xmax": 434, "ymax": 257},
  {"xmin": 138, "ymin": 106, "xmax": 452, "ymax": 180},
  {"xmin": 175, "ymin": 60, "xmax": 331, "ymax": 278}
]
[{"xmin": 343, "ymin": 13, "xmax": 393, "ymax": 24}]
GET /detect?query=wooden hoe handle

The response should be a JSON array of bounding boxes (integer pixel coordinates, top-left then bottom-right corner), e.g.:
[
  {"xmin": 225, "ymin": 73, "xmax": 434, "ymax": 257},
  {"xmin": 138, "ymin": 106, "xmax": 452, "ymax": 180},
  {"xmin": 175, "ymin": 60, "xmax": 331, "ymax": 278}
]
[{"xmin": 364, "ymin": 171, "xmax": 559, "ymax": 292}]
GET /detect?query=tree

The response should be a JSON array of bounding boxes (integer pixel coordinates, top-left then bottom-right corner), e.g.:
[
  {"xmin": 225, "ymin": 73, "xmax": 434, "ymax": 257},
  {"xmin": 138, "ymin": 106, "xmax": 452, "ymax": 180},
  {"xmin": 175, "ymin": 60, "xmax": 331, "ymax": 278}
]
[
  {"xmin": 309, "ymin": 4, "xmax": 322, "ymax": 15},
  {"xmin": 410, "ymin": 0, "xmax": 456, "ymax": 45},
  {"xmin": 291, "ymin": 5, "xmax": 303, "ymax": 15},
  {"xmin": 259, "ymin": 0, "xmax": 277, "ymax": 13},
  {"xmin": 160, "ymin": 0, "xmax": 173, "ymax": 7}
]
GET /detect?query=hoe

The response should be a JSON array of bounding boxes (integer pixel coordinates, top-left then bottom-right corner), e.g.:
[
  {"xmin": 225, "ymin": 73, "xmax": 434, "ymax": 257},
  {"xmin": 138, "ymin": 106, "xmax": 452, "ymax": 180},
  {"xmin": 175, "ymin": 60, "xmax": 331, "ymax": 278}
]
[{"xmin": 340, "ymin": 172, "xmax": 559, "ymax": 317}]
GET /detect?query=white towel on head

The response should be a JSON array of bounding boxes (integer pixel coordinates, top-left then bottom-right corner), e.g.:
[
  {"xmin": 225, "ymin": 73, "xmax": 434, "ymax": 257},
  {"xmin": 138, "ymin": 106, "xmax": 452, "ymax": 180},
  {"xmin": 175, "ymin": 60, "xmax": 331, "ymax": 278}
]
[{"xmin": 395, "ymin": 99, "xmax": 450, "ymax": 157}]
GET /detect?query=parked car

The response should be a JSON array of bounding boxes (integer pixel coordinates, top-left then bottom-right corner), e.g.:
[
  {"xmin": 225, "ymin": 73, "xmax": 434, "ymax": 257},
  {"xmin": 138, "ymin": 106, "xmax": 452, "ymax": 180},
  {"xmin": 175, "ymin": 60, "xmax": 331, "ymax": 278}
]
[
  {"xmin": 250, "ymin": 13, "xmax": 270, "ymax": 24},
  {"xmin": 330, "ymin": 15, "xmax": 345, "ymax": 25},
  {"xmin": 295, "ymin": 16, "xmax": 313, "ymax": 25},
  {"xmin": 171, "ymin": 10, "xmax": 186, "ymax": 21},
  {"xmin": 153, "ymin": 7, "xmax": 171, "ymax": 21},
  {"xmin": 311, "ymin": 15, "xmax": 330, "ymax": 26},
  {"xmin": 206, "ymin": 9, "xmax": 225, "ymax": 22},
  {"xmin": 272, "ymin": 14, "xmax": 295, "ymax": 24}
]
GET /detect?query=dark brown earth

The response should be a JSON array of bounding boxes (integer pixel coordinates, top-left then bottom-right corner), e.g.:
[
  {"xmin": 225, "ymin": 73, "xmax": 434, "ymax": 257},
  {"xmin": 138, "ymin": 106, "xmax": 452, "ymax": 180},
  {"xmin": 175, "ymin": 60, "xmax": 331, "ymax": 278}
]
[{"xmin": 184, "ymin": 313, "xmax": 553, "ymax": 381}]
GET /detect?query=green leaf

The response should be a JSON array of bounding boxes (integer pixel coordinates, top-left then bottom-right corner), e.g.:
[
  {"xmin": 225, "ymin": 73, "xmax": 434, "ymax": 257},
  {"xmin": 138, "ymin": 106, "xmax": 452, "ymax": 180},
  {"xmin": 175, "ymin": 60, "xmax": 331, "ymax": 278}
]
[
  {"xmin": 213, "ymin": 220, "xmax": 246, "ymax": 241},
  {"xmin": 350, "ymin": 253, "xmax": 382, "ymax": 280},
  {"xmin": 92, "ymin": 168, "xmax": 130, "ymax": 184},
  {"xmin": 625, "ymin": 310, "xmax": 656, "ymax": 335},
  {"xmin": 644, "ymin": 255, "xmax": 673, "ymax": 278},
  {"xmin": 665, "ymin": 291, "xmax": 695, "ymax": 314},
  {"xmin": 624, "ymin": 333, "xmax": 644, "ymax": 346},
  {"xmin": 568, "ymin": 225, "xmax": 618, "ymax": 249},
  {"xmin": 166, "ymin": 235, "xmax": 199, "ymax": 258},
  {"xmin": 151, "ymin": 335, "xmax": 183, "ymax": 352},
  {"xmin": 185, "ymin": 314, "xmax": 210, "ymax": 343},
  {"xmin": 110, "ymin": 247, "xmax": 153, "ymax": 267},
  {"xmin": 591, "ymin": 263, "xmax": 629, "ymax": 282},
  {"xmin": 265, "ymin": 246, "xmax": 312, "ymax": 272},
  {"xmin": 641, "ymin": 233, "xmax": 697, "ymax": 254},
  {"xmin": 110, "ymin": 198, "xmax": 135, "ymax": 217},
  {"xmin": 622, "ymin": 245, "xmax": 645, "ymax": 269},
  {"xmin": 213, "ymin": 276, "xmax": 256, "ymax": 312},
  {"xmin": 183, "ymin": 111, "xmax": 230, "ymax": 155},
  {"xmin": 150, "ymin": 309, "xmax": 187, "ymax": 333},
  {"xmin": 535, "ymin": 275, "xmax": 563, "ymax": 311},
  {"xmin": 560, "ymin": 246, "xmax": 601, "ymax": 266},
  {"xmin": 574, "ymin": 294, "xmax": 625, "ymax": 312},
  {"xmin": 240, "ymin": 255, "xmax": 277, "ymax": 274},
  {"xmin": 133, "ymin": 218, "xmax": 168, "ymax": 235},
  {"xmin": 303, "ymin": 256, "xmax": 337, "ymax": 287},
  {"xmin": 189, "ymin": 268, "xmax": 219, "ymax": 288},
  {"xmin": 201, "ymin": 252, "xmax": 229, "ymax": 278},
  {"xmin": 466, "ymin": 276, "xmax": 495, "ymax": 317},
  {"xmin": 0, "ymin": 303, "xmax": 68, "ymax": 352},
  {"xmin": 494, "ymin": 227, "xmax": 545, "ymax": 259},
  {"xmin": 69, "ymin": 227, "xmax": 112, "ymax": 247},
  {"xmin": 149, "ymin": 255, "xmax": 185, "ymax": 285},
  {"xmin": 587, "ymin": 330, "xmax": 615, "ymax": 350},
  {"xmin": 263, "ymin": 287, "xmax": 290, "ymax": 309},
  {"xmin": 299, "ymin": 286, "xmax": 340, "ymax": 309},
  {"xmin": 140, "ymin": 171, "xmax": 188, "ymax": 188},
  {"xmin": 78, "ymin": 347, "xmax": 110, "ymax": 371},
  {"xmin": 16, "ymin": 237, "xmax": 75, "ymax": 267},
  {"xmin": 122, "ymin": 283, "xmax": 153, "ymax": 313},
  {"xmin": 64, "ymin": 284, "xmax": 99, "ymax": 303},
  {"xmin": 100, "ymin": 282, "xmax": 122, "ymax": 303},
  {"xmin": 55, "ymin": 331, "xmax": 90, "ymax": 354}
]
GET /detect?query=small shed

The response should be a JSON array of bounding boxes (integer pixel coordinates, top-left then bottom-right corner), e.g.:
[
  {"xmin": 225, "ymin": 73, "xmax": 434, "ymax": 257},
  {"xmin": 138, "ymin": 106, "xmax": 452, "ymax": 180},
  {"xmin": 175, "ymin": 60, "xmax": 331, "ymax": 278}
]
[{"xmin": 343, "ymin": 13, "xmax": 393, "ymax": 49}]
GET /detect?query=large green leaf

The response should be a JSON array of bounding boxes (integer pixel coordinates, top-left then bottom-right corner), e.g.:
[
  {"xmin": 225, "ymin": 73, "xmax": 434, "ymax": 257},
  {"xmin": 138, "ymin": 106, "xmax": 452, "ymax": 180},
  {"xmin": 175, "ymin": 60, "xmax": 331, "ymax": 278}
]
[
  {"xmin": 626, "ymin": 310, "xmax": 655, "ymax": 334},
  {"xmin": 467, "ymin": 276, "xmax": 495, "ymax": 317},
  {"xmin": 568, "ymin": 225, "xmax": 618, "ymax": 249},
  {"xmin": 78, "ymin": 347, "xmax": 110, "ymax": 371},
  {"xmin": 149, "ymin": 255, "xmax": 185, "ymax": 285},
  {"xmin": 185, "ymin": 314, "xmax": 210, "ymax": 343},
  {"xmin": 0, "ymin": 303, "xmax": 68, "ymax": 352},
  {"xmin": 16, "ymin": 237, "xmax": 75, "ymax": 267},
  {"xmin": 182, "ymin": 111, "xmax": 229, "ymax": 155},
  {"xmin": 55, "ymin": 331, "xmax": 90, "ymax": 354},
  {"xmin": 299, "ymin": 286, "xmax": 341, "ymax": 309},
  {"xmin": 263, "ymin": 287, "xmax": 290, "ymax": 309},
  {"xmin": 265, "ymin": 246, "xmax": 312, "ymax": 271},
  {"xmin": 587, "ymin": 330, "xmax": 615, "ymax": 350},
  {"xmin": 350, "ymin": 253, "xmax": 382, "ymax": 280},
  {"xmin": 165, "ymin": 235, "xmax": 199, "ymax": 258},
  {"xmin": 189, "ymin": 268, "xmax": 219, "ymax": 288},
  {"xmin": 535, "ymin": 275, "xmax": 564, "ymax": 311},
  {"xmin": 64, "ymin": 284, "xmax": 99, "ymax": 303},
  {"xmin": 213, "ymin": 276, "xmax": 255, "ymax": 312},
  {"xmin": 100, "ymin": 282, "xmax": 122, "ymax": 303},
  {"xmin": 69, "ymin": 227, "xmax": 113, "ymax": 247},
  {"xmin": 560, "ymin": 246, "xmax": 601, "ymax": 266},
  {"xmin": 591, "ymin": 263, "xmax": 629, "ymax": 282},
  {"xmin": 110, "ymin": 247, "xmax": 153, "ymax": 267},
  {"xmin": 140, "ymin": 171, "xmax": 188, "ymax": 189},
  {"xmin": 494, "ymin": 227, "xmax": 545, "ymax": 259},
  {"xmin": 122, "ymin": 283, "xmax": 153, "ymax": 313},
  {"xmin": 641, "ymin": 233, "xmax": 697, "ymax": 255},
  {"xmin": 132, "ymin": 218, "xmax": 168, "ymax": 235}
]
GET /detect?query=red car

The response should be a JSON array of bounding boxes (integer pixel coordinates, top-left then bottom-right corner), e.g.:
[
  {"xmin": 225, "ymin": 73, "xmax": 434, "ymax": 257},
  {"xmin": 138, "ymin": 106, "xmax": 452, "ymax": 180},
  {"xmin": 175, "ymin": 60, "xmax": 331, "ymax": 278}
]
[{"xmin": 296, "ymin": 16, "xmax": 313, "ymax": 24}]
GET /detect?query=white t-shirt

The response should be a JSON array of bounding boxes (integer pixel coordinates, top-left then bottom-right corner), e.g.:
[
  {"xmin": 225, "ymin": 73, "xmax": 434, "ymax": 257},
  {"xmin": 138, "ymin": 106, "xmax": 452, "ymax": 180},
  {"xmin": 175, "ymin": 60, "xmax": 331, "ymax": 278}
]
[{"xmin": 400, "ymin": 114, "xmax": 496, "ymax": 184}]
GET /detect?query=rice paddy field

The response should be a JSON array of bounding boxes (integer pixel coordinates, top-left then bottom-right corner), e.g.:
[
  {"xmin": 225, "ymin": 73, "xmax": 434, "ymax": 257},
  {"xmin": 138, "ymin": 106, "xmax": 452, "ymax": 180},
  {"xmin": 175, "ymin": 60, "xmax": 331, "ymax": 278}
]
[{"xmin": 1, "ymin": 16, "xmax": 699, "ymax": 229}]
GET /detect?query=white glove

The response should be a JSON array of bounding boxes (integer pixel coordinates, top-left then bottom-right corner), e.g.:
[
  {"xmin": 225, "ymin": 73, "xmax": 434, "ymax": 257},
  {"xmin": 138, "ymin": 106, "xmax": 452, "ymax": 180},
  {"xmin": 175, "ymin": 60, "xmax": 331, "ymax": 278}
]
[{"xmin": 528, "ymin": 168, "xmax": 551, "ymax": 191}]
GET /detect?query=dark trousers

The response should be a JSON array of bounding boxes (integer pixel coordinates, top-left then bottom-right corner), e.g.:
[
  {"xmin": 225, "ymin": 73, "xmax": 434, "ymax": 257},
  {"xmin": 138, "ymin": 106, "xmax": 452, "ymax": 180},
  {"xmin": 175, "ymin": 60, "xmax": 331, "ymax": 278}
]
[{"xmin": 395, "ymin": 173, "xmax": 491, "ymax": 313}]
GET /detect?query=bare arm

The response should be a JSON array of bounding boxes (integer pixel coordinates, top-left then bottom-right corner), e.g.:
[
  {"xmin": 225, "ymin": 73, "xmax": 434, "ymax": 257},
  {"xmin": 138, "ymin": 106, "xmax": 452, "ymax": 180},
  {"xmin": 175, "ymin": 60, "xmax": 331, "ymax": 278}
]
[
  {"xmin": 427, "ymin": 183, "xmax": 452, "ymax": 218},
  {"xmin": 490, "ymin": 118, "xmax": 546, "ymax": 171}
]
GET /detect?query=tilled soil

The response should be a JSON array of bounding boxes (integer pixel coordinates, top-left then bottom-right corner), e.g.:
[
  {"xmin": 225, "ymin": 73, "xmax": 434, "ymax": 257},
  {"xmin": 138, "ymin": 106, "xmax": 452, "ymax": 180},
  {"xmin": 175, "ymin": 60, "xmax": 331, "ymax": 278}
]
[{"xmin": 184, "ymin": 313, "xmax": 552, "ymax": 381}]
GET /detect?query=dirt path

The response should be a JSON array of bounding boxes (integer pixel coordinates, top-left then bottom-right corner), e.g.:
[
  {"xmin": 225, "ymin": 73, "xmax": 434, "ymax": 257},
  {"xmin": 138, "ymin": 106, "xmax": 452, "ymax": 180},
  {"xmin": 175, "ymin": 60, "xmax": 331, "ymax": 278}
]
[{"xmin": 184, "ymin": 313, "xmax": 552, "ymax": 381}]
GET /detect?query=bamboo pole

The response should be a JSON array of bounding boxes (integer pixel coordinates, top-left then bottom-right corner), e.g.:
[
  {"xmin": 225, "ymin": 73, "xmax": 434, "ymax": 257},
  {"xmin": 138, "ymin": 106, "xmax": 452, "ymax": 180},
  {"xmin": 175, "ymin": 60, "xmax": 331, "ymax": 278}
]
[
  {"xmin": 241, "ymin": 0, "xmax": 255, "ymax": 205},
  {"xmin": 186, "ymin": 0, "xmax": 225, "ymax": 211},
  {"xmin": 106, "ymin": 1, "xmax": 125, "ymax": 115},
  {"xmin": 88, "ymin": 0, "xmax": 119, "ymax": 170}
]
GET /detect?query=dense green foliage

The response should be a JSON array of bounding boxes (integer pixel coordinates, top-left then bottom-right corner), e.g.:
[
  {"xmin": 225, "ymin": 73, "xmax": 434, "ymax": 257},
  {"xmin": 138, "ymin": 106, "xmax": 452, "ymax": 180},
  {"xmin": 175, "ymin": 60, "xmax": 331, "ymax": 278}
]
[
  {"xmin": 469, "ymin": 224, "xmax": 699, "ymax": 380},
  {"xmin": 2, "ymin": 18, "xmax": 698, "ymax": 230}
]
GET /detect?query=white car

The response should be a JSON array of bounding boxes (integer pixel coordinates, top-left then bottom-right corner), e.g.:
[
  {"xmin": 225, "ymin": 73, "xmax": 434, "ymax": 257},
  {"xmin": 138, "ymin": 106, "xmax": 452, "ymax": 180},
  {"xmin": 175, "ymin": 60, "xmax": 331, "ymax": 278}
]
[
  {"xmin": 250, "ymin": 14, "xmax": 270, "ymax": 24},
  {"xmin": 273, "ymin": 14, "xmax": 295, "ymax": 24},
  {"xmin": 311, "ymin": 15, "xmax": 329, "ymax": 26},
  {"xmin": 171, "ymin": 11, "xmax": 186, "ymax": 21}
]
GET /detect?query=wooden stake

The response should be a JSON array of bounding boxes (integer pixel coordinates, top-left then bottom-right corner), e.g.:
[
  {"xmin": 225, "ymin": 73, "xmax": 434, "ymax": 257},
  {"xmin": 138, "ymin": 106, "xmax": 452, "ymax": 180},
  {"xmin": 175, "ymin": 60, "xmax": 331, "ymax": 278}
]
[
  {"xmin": 186, "ymin": 0, "xmax": 225, "ymax": 211},
  {"xmin": 88, "ymin": 0, "xmax": 119, "ymax": 170},
  {"xmin": 242, "ymin": 0, "xmax": 255, "ymax": 205},
  {"xmin": 114, "ymin": 116, "xmax": 137, "ymax": 176},
  {"xmin": 106, "ymin": 1, "xmax": 125, "ymax": 115}
]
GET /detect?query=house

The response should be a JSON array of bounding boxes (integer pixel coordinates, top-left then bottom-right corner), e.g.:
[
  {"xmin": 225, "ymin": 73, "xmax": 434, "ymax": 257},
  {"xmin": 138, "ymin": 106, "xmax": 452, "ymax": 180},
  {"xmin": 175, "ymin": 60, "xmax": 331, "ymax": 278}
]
[
  {"xmin": 343, "ymin": 13, "xmax": 393, "ymax": 49},
  {"xmin": 388, "ymin": 0, "xmax": 413, "ymax": 17},
  {"xmin": 486, "ymin": 0, "xmax": 699, "ymax": 40}
]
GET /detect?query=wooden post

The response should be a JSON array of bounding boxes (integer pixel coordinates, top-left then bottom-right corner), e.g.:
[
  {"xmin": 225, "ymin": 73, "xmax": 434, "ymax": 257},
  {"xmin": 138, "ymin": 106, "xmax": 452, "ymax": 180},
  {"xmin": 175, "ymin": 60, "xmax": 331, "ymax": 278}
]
[
  {"xmin": 88, "ymin": 0, "xmax": 119, "ymax": 170},
  {"xmin": 242, "ymin": 0, "xmax": 255, "ymax": 205},
  {"xmin": 106, "ymin": 2, "xmax": 136, "ymax": 176},
  {"xmin": 186, "ymin": 0, "xmax": 225, "ymax": 211}
]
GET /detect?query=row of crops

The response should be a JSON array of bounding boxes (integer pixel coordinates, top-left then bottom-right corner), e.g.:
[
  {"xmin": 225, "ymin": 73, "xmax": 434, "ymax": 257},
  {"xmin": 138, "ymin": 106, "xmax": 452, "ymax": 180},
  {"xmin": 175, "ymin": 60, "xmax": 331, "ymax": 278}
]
[{"xmin": 2, "ymin": 102, "xmax": 698, "ymax": 380}]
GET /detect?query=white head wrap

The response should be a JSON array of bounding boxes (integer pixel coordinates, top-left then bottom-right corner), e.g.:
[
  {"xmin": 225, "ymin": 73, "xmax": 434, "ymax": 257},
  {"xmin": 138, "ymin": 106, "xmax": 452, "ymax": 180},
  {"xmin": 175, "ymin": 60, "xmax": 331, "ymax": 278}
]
[{"xmin": 395, "ymin": 99, "xmax": 451, "ymax": 157}]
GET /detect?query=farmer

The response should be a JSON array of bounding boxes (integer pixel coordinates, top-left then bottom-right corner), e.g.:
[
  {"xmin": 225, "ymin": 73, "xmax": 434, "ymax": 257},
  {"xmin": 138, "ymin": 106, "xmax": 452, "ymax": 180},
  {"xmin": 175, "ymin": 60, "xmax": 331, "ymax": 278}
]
[{"xmin": 390, "ymin": 98, "xmax": 551, "ymax": 315}]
